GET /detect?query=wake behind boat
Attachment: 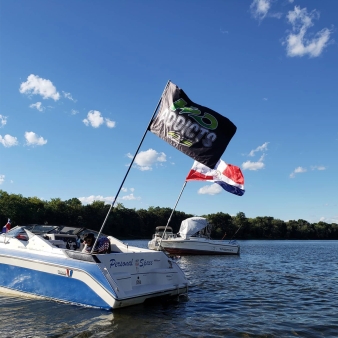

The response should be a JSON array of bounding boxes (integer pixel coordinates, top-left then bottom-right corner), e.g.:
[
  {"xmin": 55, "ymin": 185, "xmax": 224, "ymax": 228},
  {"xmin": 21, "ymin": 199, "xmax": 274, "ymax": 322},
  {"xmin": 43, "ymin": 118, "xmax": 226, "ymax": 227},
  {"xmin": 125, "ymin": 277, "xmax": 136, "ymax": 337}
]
[
  {"xmin": 158, "ymin": 217, "xmax": 240, "ymax": 255},
  {"xmin": 0, "ymin": 225, "xmax": 188, "ymax": 310}
]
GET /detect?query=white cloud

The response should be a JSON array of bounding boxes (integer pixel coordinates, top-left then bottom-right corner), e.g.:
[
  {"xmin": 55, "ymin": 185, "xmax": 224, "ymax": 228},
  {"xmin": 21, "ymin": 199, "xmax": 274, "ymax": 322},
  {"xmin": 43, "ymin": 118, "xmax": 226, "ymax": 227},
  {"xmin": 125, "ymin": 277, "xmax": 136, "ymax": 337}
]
[
  {"xmin": 63, "ymin": 91, "xmax": 76, "ymax": 102},
  {"xmin": 242, "ymin": 158, "xmax": 265, "ymax": 171},
  {"xmin": 120, "ymin": 187, "xmax": 139, "ymax": 201},
  {"xmin": 83, "ymin": 110, "xmax": 104, "ymax": 128},
  {"xmin": 25, "ymin": 131, "xmax": 47, "ymax": 146},
  {"xmin": 249, "ymin": 142, "xmax": 269, "ymax": 156},
  {"xmin": 29, "ymin": 102, "xmax": 44, "ymax": 112},
  {"xmin": 289, "ymin": 165, "xmax": 326, "ymax": 178},
  {"xmin": 250, "ymin": 0, "xmax": 272, "ymax": 21},
  {"xmin": 243, "ymin": 143, "xmax": 268, "ymax": 171},
  {"xmin": 198, "ymin": 183, "xmax": 222, "ymax": 195},
  {"xmin": 121, "ymin": 193, "xmax": 140, "ymax": 201},
  {"xmin": 83, "ymin": 111, "xmax": 116, "ymax": 129},
  {"xmin": 284, "ymin": 6, "xmax": 332, "ymax": 58},
  {"xmin": 105, "ymin": 118, "xmax": 116, "ymax": 128},
  {"xmin": 0, "ymin": 134, "xmax": 19, "ymax": 147},
  {"xmin": 71, "ymin": 109, "xmax": 79, "ymax": 115},
  {"xmin": 311, "ymin": 165, "xmax": 326, "ymax": 171},
  {"xmin": 289, "ymin": 0, "xmax": 294, "ymax": 3},
  {"xmin": 0, "ymin": 175, "xmax": 4, "ymax": 185},
  {"xmin": 290, "ymin": 166, "xmax": 307, "ymax": 178},
  {"xmin": 19, "ymin": 74, "xmax": 60, "ymax": 100},
  {"xmin": 127, "ymin": 148, "xmax": 167, "ymax": 171},
  {"xmin": 269, "ymin": 12, "xmax": 283, "ymax": 19},
  {"xmin": 0, "ymin": 115, "xmax": 7, "ymax": 128},
  {"xmin": 295, "ymin": 166, "xmax": 307, "ymax": 173},
  {"xmin": 317, "ymin": 215, "xmax": 338, "ymax": 224},
  {"xmin": 78, "ymin": 195, "xmax": 115, "ymax": 205}
]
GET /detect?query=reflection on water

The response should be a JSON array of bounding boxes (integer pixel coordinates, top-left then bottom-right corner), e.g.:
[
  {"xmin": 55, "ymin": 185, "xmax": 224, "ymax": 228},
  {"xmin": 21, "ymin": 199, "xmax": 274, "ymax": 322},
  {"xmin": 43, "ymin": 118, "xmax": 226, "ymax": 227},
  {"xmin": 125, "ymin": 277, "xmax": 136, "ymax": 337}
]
[{"xmin": 1, "ymin": 240, "xmax": 338, "ymax": 337}]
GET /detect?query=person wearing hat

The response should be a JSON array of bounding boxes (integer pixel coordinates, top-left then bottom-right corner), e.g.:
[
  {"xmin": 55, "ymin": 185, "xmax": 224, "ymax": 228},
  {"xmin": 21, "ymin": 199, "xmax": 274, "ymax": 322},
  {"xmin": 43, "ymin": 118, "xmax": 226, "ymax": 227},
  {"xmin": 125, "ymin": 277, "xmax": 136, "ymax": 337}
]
[{"xmin": 82, "ymin": 233, "xmax": 111, "ymax": 254}]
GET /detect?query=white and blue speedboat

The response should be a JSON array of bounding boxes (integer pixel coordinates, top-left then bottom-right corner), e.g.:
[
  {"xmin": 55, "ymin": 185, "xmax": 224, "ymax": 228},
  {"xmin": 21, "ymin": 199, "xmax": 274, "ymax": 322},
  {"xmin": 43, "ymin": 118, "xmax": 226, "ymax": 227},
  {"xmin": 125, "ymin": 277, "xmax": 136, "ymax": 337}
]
[{"xmin": 0, "ymin": 225, "xmax": 188, "ymax": 310}]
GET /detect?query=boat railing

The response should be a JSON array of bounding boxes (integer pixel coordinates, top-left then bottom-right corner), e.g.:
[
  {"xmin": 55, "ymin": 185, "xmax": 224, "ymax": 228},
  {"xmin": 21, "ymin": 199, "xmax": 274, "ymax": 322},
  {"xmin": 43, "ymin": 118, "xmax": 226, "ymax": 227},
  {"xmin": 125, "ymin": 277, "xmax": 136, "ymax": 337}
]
[{"xmin": 154, "ymin": 232, "xmax": 175, "ymax": 240}]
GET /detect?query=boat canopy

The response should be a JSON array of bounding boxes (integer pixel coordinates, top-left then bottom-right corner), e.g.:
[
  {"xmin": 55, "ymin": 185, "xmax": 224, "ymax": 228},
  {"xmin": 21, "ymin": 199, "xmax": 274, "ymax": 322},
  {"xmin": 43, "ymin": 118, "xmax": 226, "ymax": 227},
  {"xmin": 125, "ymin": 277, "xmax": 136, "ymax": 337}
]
[{"xmin": 178, "ymin": 217, "xmax": 208, "ymax": 239}]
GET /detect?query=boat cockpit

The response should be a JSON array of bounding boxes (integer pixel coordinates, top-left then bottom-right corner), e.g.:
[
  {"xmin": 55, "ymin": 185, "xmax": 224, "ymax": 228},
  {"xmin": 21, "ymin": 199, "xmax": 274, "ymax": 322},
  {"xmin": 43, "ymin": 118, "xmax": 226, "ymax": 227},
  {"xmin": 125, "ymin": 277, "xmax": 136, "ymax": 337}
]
[
  {"xmin": 0, "ymin": 225, "xmax": 127, "ymax": 255},
  {"xmin": 152, "ymin": 226, "xmax": 175, "ymax": 240}
]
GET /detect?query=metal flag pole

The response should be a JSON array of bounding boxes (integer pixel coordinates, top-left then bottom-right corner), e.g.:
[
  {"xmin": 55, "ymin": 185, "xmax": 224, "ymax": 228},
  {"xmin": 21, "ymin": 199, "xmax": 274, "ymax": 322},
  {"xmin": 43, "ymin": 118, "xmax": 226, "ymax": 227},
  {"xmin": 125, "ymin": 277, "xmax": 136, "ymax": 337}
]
[
  {"xmin": 228, "ymin": 224, "xmax": 243, "ymax": 243},
  {"xmin": 90, "ymin": 80, "xmax": 171, "ymax": 254},
  {"xmin": 157, "ymin": 180, "xmax": 187, "ymax": 251}
]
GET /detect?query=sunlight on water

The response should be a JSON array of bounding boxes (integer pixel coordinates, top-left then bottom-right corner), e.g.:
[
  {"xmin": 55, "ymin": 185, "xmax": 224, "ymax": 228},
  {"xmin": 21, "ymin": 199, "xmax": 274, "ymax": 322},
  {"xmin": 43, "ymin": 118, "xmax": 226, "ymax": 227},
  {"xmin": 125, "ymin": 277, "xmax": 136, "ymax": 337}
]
[{"xmin": 1, "ymin": 240, "xmax": 338, "ymax": 337}]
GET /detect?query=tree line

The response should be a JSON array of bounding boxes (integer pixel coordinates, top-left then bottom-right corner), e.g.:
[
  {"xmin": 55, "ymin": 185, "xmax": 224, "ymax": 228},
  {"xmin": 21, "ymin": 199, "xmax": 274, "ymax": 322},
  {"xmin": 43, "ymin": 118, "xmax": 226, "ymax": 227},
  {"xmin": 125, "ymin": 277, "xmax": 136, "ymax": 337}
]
[{"xmin": 1, "ymin": 190, "xmax": 337, "ymax": 240}]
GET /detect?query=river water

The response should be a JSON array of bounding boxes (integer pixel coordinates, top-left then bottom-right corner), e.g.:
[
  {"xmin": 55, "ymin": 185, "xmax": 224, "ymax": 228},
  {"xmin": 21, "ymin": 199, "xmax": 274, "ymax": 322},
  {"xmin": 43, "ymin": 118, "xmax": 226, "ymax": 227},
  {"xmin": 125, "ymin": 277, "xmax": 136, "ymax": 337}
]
[{"xmin": 1, "ymin": 240, "xmax": 338, "ymax": 338}]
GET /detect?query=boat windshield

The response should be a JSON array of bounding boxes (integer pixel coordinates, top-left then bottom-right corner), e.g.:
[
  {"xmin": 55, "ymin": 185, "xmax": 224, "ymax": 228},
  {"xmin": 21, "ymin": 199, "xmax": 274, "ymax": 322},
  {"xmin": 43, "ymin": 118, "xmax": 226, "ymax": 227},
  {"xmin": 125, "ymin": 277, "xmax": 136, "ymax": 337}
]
[
  {"xmin": 20, "ymin": 224, "xmax": 107, "ymax": 240},
  {"xmin": 155, "ymin": 227, "xmax": 173, "ymax": 239},
  {"xmin": 155, "ymin": 226, "xmax": 173, "ymax": 233},
  {"xmin": 2, "ymin": 226, "xmax": 34, "ymax": 241},
  {"xmin": 21, "ymin": 224, "xmax": 60, "ymax": 234}
]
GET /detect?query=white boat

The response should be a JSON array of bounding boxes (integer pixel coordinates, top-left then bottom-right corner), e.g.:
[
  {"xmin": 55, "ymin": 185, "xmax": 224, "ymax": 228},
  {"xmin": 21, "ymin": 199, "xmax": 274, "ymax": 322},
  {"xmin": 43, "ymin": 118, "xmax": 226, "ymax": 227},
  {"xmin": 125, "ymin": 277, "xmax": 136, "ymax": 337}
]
[
  {"xmin": 0, "ymin": 225, "xmax": 188, "ymax": 310},
  {"xmin": 148, "ymin": 226, "xmax": 174, "ymax": 250},
  {"xmin": 159, "ymin": 217, "xmax": 240, "ymax": 255}
]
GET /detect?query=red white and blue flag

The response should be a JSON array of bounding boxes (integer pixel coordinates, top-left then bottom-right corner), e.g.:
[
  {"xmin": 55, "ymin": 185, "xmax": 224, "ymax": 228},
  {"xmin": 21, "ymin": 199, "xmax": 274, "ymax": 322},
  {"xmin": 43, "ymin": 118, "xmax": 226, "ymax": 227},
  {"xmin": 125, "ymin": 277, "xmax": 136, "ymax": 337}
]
[
  {"xmin": 186, "ymin": 160, "xmax": 245, "ymax": 196},
  {"xmin": 2, "ymin": 219, "xmax": 11, "ymax": 233}
]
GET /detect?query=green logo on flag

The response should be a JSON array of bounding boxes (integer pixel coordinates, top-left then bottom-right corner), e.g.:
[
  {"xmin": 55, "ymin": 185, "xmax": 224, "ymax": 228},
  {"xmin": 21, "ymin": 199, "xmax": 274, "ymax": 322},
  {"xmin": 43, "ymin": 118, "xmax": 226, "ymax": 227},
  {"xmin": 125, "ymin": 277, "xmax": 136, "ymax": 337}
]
[{"xmin": 171, "ymin": 99, "xmax": 218, "ymax": 130}]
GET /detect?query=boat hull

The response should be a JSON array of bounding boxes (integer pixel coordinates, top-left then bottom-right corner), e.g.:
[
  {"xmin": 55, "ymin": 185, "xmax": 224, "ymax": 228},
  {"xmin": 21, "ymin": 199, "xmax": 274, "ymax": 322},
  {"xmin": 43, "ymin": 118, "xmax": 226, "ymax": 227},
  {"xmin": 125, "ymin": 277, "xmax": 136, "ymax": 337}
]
[
  {"xmin": 160, "ymin": 239, "xmax": 240, "ymax": 255},
  {"xmin": 148, "ymin": 238, "xmax": 164, "ymax": 251},
  {"xmin": 0, "ymin": 235, "xmax": 188, "ymax": 310},
  {"xmin": 0, "ymin": 260, "xmax": 112, "ymax": 309}
]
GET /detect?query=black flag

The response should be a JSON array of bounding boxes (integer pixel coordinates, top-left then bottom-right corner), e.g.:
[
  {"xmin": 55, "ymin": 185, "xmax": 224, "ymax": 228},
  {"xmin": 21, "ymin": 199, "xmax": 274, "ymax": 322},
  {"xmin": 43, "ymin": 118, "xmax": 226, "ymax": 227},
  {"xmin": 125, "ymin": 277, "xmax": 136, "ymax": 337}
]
[{"xmin": 150, "ymin": 82, "xmax": 237, "ymax": 169}]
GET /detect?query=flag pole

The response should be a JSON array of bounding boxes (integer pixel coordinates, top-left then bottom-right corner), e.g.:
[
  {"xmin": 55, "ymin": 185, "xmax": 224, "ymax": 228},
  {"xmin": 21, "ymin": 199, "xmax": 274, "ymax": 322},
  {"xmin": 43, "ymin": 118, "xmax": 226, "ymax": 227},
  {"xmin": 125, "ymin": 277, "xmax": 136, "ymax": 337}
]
[
  {"xmin": 157, "ymin": 180, "xmax": 187, "ymax": 251},
  {"xmin": 228, "ymin": 224, "xmax": 244, "ymax": 243},
  {"xmin": 90, "ymin": 80, "xmax": 171, "ymax": 254}
]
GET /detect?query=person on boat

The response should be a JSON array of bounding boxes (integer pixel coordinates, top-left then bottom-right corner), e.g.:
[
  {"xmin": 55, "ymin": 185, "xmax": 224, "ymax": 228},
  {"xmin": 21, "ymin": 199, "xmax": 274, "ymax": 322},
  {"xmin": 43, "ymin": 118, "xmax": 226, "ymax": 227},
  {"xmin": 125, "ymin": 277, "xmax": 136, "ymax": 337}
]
[
  {"xmin": 82, "ymin": 233, "xmax": 111, "ymax": 254},
  {"xmin": 2, "ymin": 219, "xmax": 11, "ymax": 233}
]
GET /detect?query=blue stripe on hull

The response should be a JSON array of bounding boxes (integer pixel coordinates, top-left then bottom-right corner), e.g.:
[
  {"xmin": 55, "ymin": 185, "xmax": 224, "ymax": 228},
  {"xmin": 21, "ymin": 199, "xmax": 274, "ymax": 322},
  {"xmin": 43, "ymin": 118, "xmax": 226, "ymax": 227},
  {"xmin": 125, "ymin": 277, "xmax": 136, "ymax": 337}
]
[
  {"xmin": 0, "ymin": 263, "xmax": 111, "ymax": 310},
  {"xmin": 0, "ymin": 248, "xmax": 116, "ymax": 297}
]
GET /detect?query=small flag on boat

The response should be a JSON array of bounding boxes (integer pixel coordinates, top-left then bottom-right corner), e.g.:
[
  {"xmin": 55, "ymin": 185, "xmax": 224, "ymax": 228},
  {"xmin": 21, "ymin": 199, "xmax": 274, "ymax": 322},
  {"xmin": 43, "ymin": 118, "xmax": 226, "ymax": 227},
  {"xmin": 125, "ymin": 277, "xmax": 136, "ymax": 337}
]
[
  {"xmin": 150, "ymin": 81, "xmax": 237, "ymax": 169},
  {"xmin": 2, "ymin": 219, "xmax": 11, "ymax": 233},
  {"xmin": 186, "ymin": 159, "xmax": 245, "ymax": 196}
]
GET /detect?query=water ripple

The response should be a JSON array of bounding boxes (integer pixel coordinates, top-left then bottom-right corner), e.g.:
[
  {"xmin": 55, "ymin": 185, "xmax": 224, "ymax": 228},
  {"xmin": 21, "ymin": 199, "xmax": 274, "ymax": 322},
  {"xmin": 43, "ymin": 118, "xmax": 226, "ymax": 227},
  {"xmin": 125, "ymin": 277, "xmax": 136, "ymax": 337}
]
[{"xmin": 1, "ymin": 240, "xmax": 338, "ymax": 337}]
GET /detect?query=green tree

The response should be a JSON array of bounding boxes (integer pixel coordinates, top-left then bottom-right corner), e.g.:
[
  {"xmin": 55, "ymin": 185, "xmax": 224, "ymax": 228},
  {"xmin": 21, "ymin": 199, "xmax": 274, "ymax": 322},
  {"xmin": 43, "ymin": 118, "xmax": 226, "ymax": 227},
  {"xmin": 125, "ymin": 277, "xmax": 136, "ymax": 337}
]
[
  {"xmin": 207, "ymin": 212, "xmax": 232, "ymax": 239},
  {"xmin": 1, "ymin": 190, "xmax": 338, "ymax": 240},
  {"xmin": 25, "ymin": 196, "xmax": 46, "ymax": 224},
  {"xmin": 231, "ymin": 212, "xmax": 249, "ymax": 239}
]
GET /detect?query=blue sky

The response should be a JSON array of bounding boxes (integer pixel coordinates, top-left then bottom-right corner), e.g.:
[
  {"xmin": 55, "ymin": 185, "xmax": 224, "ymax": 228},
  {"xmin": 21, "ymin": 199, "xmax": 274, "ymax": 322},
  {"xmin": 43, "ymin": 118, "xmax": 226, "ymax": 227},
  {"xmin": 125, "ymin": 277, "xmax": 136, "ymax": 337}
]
[{"xmin": 0, "ymin": 0, "xmax": 337, "ymax": 224}]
